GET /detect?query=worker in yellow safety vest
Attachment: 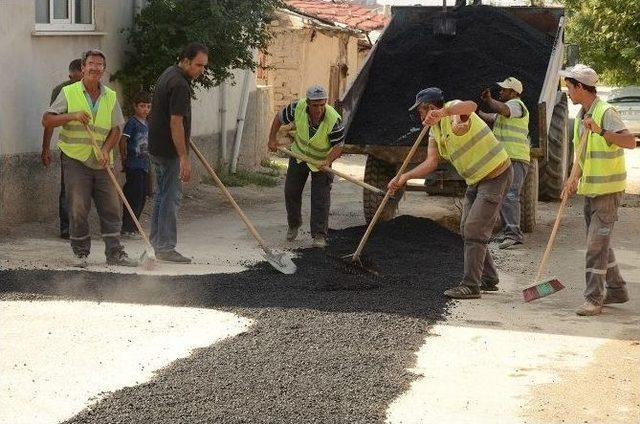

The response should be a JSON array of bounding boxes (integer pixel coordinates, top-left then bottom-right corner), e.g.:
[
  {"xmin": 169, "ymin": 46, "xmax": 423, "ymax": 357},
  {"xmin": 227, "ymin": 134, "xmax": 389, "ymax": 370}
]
[
  {"xmin": 560, "ymin": 64, "xmax": 636, "ymax": 316},
  {"xmin": 268, "ymin": 85, "xmax": 345, "ymax": 249},
  {"xmin": 478, "ymin": 77, "xmax": 530, "ymax": 250},
  {"xmin": 389, "ymin": 87, "xmax": 513, "ymax": 299},
  {"xmin": 42, "ymin": 49, "xmax": 136, "ymax": 268}
]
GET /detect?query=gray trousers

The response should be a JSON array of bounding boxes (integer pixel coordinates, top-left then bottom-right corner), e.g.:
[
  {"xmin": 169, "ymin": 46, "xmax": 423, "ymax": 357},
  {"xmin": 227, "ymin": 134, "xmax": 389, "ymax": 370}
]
[
  {"xmin": 501, "ymin": 161, "xmax": 529, "ymax": 242},
  {"xmin": 583, "ymin": 193, "xmax": 627, "ymax": 305},
  {"xmin": 284, "ymin": 158, "xmax": 332, "ymax": 237},
  {"xmin": 62, "ymin": 153, "xmax": 123, "ymax": 258},
  {"xmin": 461, "ymin": 166, "xmax": 514, "ymax": 288}
]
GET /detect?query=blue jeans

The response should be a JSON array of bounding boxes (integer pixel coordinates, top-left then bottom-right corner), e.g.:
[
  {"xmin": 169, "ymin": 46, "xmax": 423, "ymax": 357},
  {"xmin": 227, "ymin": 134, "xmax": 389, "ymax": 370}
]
[
  {"xmin": 500, "ymin": 161, "xmax": 529, "ymax": 243},
  {"xmin": 150, "ymin": 155, "xmax": 181, "ymax": 253}
]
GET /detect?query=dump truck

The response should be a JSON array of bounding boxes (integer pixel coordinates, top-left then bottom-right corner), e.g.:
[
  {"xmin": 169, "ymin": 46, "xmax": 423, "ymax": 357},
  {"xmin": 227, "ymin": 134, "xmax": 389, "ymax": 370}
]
[{"xmin": 339, "ymin": 5, "xmax": 570, "ymax": 232}]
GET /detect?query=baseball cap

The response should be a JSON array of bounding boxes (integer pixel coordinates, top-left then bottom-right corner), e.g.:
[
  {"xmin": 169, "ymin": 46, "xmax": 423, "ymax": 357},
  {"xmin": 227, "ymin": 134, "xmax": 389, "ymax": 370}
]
[
  {"xmin": 559, "ymin": 64, "xmax": 599, "ymax": 87},
  {"xmin": 408, "ymin": 87, "xmax": 444, "ymax": 111},
  {"xmin": 496, "ymin": 77, "xmax": 523, "ymax": 94},
  {"xmin": 306, "ymin": 84, "xmax": 328, "ymax": 101}
]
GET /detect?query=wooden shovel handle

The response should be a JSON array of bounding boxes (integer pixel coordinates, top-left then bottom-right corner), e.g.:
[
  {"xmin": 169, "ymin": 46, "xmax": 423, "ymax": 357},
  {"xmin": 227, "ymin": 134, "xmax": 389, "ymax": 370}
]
[
  {"xmin": 84, "ymin": 125, "xmax": 153, "ymax": 253},
  {"xmin": 352, "ymin": 124, "xmax": 430, "ymax": 260},
  {"xmin": 534, "ymin": 128, "xmax": 589, "ymax": 281},
  {"xmin": 189, "ymin": 140, "xmax": 269, "ymax": 250},
  {"xmin": 277, "ymin": 146, "xmax": 385, "ymax": 195}
]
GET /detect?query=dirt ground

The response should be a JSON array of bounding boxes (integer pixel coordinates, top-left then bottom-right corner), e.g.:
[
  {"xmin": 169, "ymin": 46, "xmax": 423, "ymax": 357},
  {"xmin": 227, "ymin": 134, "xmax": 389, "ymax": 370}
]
[{"xmin": 1, "ymin": 151, "xmax": 639, "ymax": 423}]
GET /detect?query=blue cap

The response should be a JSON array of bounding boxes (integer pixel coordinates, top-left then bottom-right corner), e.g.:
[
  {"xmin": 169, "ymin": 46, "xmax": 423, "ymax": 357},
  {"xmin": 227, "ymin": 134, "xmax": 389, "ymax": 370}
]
[{"xmin": 409, "ymin": 87, "xmax": 444, "ymax": 111}]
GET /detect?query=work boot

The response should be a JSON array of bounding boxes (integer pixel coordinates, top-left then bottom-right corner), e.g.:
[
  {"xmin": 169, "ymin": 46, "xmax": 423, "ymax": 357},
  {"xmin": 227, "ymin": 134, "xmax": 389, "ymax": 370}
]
[
  {"xmin": 74, "ymin": 255, "xmax": 88, "ymax": 269},
  {"xmin": 156, "ymin": 249, "xmax": 192, "ymax": 264},
  {"xmin": 107, "ymin": 250, "xmax": 138, "ymax": 267},
  {"xmin": 312, "ymin": 235, "xmax": 327, "ymax": 249},
  {"xmin": 498, "ymin": 238, "xmax": 522, "ymax": 250},
  {"xmin": 479, "ymin": 277, "xmax": 499, "ymax": 291},
  {"xmin": 286, "ymin": 226, "xmax": 300, "ymax": 242},
  {"xmin": 603, "ymin": 289, "xmax": 629, "ymax": 305},
  {"xmin": 576, "ymin": 301, "xmax": 602, "ymax": 316},
  {"xmin": 444, "ymin": 284, "xmax": 481, "ymax": 299}
]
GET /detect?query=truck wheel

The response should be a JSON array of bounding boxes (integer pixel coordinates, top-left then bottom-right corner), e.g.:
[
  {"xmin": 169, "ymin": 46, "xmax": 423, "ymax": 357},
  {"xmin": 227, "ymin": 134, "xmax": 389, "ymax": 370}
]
[
  {"xmin": 363, "ymin": 156, "xmax": 403, "ymax": 223},
  {"xmin": 539, "ymin": 91, "xmax": 569, "ymax": 201},
  {"xmin": 521, "ymin": 158, "xmax": 538, "ymax": 233}
]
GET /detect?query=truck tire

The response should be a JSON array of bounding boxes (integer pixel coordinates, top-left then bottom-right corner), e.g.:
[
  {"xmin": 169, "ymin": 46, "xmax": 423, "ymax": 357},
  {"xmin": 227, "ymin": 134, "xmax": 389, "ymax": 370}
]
[
  {"xmin": 521, "ymin": 157, "xmax": 538, "ymax": 233},
  {"xmin": 539, "ymin": 91, "xmax": 569, "ymax": 201},
  {"xmin": 363, "ymin": 156, "xmax": 403, "ymax": 223}
]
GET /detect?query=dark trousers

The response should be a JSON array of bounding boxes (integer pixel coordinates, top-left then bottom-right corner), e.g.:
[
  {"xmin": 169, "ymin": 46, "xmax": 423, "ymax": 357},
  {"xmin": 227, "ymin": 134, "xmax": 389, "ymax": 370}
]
[
  {"xmin": 583, "ymin": 193, "xmax": 626, "ymax": 305},
  {"xmin": 59, "ymin": 152, "xmax": 69, "ymax": 235},
  {"xmin": 122, "ymin": 168, "xmax": 148, "ymax": 233},
  {"xmin": 62, "ymin": 153, "xmax": 123, "ymax": 258},
  {"xmin": 284, "ymin": 158, "xmax": 333, "ymax": 237},
  {"xmin": 461, "ymin": 166, "xmax": 514, "ymax": 287}
]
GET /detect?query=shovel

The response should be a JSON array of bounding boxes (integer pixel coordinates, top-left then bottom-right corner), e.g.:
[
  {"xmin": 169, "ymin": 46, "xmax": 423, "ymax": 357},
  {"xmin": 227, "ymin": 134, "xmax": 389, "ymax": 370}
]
[
  {"xmin": 523, "ymin": 128, "xmax": 590, "ymax": 301},
  {"xmin": 433, "ymin": 0, "xmax": 456, "ymax": 37},
  {"xmin": 189, "ymin": 140, "xmax": 296, "ymax": 275},
  {"xmin": 277, "ymin": 146, "xmax": 386, "ymax": 195},
  {"xmin": 343, "ymin": 124, "xmax": 431, "ymax": 273},
  {"xmin": 85, "ymin": 125, "xmax": 156, "ymax": 270}
]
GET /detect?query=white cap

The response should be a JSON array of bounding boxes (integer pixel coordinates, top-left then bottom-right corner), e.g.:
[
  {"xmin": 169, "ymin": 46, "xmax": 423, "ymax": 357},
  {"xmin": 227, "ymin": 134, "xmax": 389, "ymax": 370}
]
[
  {"xmin": 496, "ymin": 77, "xmax": 523, "ymax": 94},
  {"xmin": 306, "ymin": 84, "xmax": 328, "ymax": 101},
  {"xmin": 559, "ymin": 64, "xmax": 599, "ymax": 87}
]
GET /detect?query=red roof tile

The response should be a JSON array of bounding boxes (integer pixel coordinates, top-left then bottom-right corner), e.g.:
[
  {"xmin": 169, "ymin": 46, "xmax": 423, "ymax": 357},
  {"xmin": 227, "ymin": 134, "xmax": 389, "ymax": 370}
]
[{"xmin": 284, "ymin": 0, "xmax": 388, "ymax": 31}]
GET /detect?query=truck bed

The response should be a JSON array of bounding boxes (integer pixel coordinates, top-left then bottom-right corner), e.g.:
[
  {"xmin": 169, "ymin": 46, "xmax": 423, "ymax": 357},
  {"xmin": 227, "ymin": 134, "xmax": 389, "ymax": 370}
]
[{"xmin": 342, "ymin": 6, "xmax": 562, "ymax": 149}]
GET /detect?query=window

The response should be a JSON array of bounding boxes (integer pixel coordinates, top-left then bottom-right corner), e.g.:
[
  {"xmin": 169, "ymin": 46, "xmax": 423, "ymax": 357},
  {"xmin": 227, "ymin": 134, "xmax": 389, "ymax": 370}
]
[{"xmin": 35, "ymin": 0, "xmax": 95, "ymax": 31}]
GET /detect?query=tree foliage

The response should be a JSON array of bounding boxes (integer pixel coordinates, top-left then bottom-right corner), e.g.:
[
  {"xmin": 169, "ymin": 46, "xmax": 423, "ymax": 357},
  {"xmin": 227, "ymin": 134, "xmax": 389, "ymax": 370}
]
[
  {"xmin": 112, "ymin": 0, "xmax": 282, "ymax": 101},
  {"xmin": 563, "ymin": 0, "xmax": 640, "ymax": 85}
]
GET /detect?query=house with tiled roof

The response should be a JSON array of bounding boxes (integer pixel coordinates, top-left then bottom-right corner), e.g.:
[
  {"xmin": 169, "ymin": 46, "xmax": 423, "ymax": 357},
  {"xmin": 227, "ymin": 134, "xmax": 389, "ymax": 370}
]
[{"xmin": 258, "ymin": 0, "xmax": 388, "ymax": 124}]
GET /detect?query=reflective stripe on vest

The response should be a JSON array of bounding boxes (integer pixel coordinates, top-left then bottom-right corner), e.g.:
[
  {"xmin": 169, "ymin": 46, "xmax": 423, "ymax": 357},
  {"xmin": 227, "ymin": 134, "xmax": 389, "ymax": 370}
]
[
  {"xmin": 493, "ymin": 98, "xmax": 530, "ymax": 162},
  {"xmin": 290, "ymin": 98, "xmax": 341, "ymax": 172},
  {"xmin": 57, "ymin": 81, "xmax": 117, "ymax": 164},
  {"xmin": 433, "ymin": 101, "xmax": 509, "ymax": 186},
  {"xmin": 573, "ymin": 99, "xmax": 626, "ymax": 196}
]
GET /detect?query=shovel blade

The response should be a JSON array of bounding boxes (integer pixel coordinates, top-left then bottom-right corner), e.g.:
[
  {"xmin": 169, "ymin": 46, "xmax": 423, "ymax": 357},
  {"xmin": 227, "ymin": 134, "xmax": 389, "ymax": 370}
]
[{"xmin": 263, "ymin": 250, "xmax": 297, "ymax": 275}]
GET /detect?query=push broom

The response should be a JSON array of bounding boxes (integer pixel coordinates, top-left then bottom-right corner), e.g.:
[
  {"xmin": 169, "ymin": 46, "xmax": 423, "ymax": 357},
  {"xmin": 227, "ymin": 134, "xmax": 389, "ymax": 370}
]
[
  {"xmin": 523, "ymin": 128, "xmax": 589, "ymax": 302},
  {"xmin": 85, "ymin": 125, "xmax": 156, "ymax": 270}
]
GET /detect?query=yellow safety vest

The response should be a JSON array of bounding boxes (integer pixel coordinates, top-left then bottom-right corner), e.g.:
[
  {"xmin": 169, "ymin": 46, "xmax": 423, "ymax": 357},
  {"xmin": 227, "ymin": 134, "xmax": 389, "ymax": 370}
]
[
  {"xmin": 432, "ymin": 101, "xmax": 509, "ymax": 186},
  {"xmin": 57, "ymin": 81, "xmax": 117, "ymax": 166},
  {"xmin": 291, "ymin": 98, "xmax": 341, "ymax": 172},
  {"xmin": 573, "ymin": 99, "xmax": 626, "ymax": 196},
  {"xmin": 493, "ymin": 98, "xmax": 530, "ymax": 162}
]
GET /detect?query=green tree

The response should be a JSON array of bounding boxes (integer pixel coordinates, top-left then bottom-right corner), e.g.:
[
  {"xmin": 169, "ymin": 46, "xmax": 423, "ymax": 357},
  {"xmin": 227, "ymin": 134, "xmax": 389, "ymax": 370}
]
[
  {"xmin": 112, "ymin": 0, "xmax": 282, "ymax": 101},
  {"xmin": 563, "ymin": 0, "xmax": 640, "ymax": 85}
]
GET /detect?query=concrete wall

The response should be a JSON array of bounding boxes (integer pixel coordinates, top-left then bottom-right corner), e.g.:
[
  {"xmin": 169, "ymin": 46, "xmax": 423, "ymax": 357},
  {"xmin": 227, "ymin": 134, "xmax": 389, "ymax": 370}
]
[{"xmin": 0, "ymin": 1, "xmax": 268, "ymax": 227}]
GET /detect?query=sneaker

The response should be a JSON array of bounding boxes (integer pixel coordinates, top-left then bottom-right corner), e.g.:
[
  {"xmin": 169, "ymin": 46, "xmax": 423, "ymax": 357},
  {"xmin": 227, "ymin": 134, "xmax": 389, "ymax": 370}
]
[
  {"xmin": 603, "ymin": 290, "xmax": 629, "ymax": 305},
  {"xmin": 286, "ymin": 226, "xmax": 300, "ymax": 242},
  {"xmin": 155, "ymin": 250, "xmax": 192, "ymax": 264},
  {"xmin": 479, "ymin": 277, "xmax": 499, "ymax": 291},
  {"xmin": 444, "ymin": 284, "xmax": 481, "ymax": 299},
  {"xmin": 74, "ymin": 255, "xmax": 88, "ymax": 268},
  {"xmin": 312, "ymin": 235, "xmax": 327, "ymax": 249},
  {"xmin": 106, "ymin": 251, "xmax": 138, "ymax": 267},
  {"xmin": 576, "ymin": 301, "xmax": 602, "ymax": 316},
  {"xmin": 490, "ymin": 233, "xmax": 505, "ymax": 243},
  {"xmin": 498, "ymin": 238, "xmax": 522, "ymax": 250}
]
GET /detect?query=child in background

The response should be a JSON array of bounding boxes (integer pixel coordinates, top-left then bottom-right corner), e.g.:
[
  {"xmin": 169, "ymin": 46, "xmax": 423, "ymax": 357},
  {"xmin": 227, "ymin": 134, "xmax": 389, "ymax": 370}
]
[{"xmin": 119, "ymin": 92, "xmax": 151, "ymax": 237}]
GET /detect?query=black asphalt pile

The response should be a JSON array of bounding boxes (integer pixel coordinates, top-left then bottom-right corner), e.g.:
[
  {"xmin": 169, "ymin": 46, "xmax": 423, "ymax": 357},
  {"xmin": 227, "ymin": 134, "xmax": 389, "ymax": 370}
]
[
  {"xmin": 347, "ymin": 6, "xmax": 554, "ymax": 146},
  {"xmin": 1, "ymin": 216, "xmax": 463, "ymax": 424}
]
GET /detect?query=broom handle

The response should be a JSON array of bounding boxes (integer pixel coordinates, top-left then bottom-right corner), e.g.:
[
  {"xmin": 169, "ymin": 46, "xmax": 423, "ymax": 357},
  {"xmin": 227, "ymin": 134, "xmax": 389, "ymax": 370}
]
[
  {"xmin": 535, "ymin": 128, "xmax": 589, "ymax": 281},
  {"xmin": 277, "ymin": 146, "xmax": 385, "ymax": 195},
  {"xmin": 352, "ymin": 124, "xmax": 430, "ymax": 260},
  {"xmin": 189, "ymin": 140, "xmax": 269, "ymax": 251},
  {"xmin": 85, "ymin": 125, "xmax": 154, "ymax": 253}
]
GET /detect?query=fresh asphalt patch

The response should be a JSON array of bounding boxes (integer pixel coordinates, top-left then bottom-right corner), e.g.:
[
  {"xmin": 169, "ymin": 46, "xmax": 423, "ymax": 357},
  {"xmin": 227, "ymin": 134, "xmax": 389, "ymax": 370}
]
[{"xmin": 1, "ymin": 216, "xmax": 463, "ymax": 423}]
